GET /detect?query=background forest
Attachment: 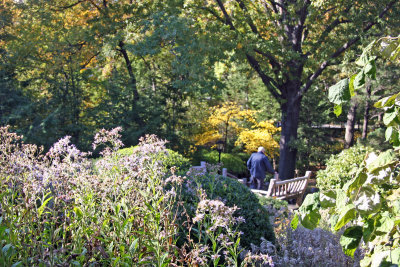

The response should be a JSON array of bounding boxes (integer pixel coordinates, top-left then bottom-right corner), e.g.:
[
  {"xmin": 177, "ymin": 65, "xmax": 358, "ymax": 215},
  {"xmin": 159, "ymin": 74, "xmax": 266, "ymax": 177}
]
[
  {"xmin": 0, "ymin": 0, "xmax": 399, "ymax": 175},
  {"xmin": 1, "ymin": 1, "xmax": 400, "ymax": 266}
]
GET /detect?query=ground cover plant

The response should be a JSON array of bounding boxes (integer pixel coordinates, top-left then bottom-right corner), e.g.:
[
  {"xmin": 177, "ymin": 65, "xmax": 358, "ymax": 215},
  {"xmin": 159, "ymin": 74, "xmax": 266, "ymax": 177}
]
[{"xmin": 0, "ymin": 126, "xmax": 277, "ymax": 266}]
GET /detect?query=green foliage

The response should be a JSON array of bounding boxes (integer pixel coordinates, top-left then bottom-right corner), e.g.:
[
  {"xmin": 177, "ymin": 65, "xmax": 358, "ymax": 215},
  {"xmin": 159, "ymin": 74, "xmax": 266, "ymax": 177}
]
[
  {"xmin": 316, "ymin": 145, "xmax": 374, "ymax": 191},
  {"xmin": 294, "ymin": 150, "xmax": 400, "ymax": 264},
  {"xmin": 194, "ymin": 149, "xmax": 247, "ymax": 175},
  {"xmin": 118, "ymin": 146, "xmax": 191, "ymax": 174},
  {"xmin": 329, "ymin": 36, "xmax": 400, "ymax": 117},
  {"xmin": 256, "ymin": 195, "xmax": 288, "ymax": 211},
  {"xmin": 294, "ymin": 39, "xmax": 400, "ymax": 266},
  {"xmin": 358, "ymin": 128, "xmax": 393, "ymax": 151},
  {"xmin": 181, "ymin": 173, "xmax": 275, "ymax": 249}
]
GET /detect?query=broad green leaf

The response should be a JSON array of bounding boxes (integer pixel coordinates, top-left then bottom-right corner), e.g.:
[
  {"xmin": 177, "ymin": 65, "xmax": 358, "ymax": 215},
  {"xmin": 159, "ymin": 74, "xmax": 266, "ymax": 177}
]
[
  {"xmin": 362, "ymin": 218, "xmax": 376, "ymax": 243},
  {"xmin": 388, "ymin": 247, "xmax": 400, "ymax": 265},
  {"xmin": 385, "ymin": 126, "xmax": 394, "ymax": 142},
  {"xmin": 301, "ymin": 210, "xmax": 321, "ymax": 230},
  {"xmin": 371, "ymin": 250, "xmax": 390, "ymax": 267},
  {"xmin": 334, "ymin": 104, "xmax": 342, "ymax": 117},
  {"xmin": 353, "ymin": 186, "xmax": 381, "ymax": 216},
  {"xmin": 353, "ymin": 71, "xmax": 365, "ymax": 89},
  {"xmin": 344, "ymin": 170, "xmax": 367, "ymax": 195},
  {"xmin": 298, "ymin": 193, "xmax": 321, "ymax": 230},
  {"xmin": 336, "ymin": 189, "xmax": 348, "ymax": 210},
  {"xmin": 374, "ymin": 93, "xmax": 399, "ymax": 108},
  {"xmin": 320, "ymin": 191, "xmax": 336, "ymax": 208},
  {"xmin": 328, "ymin": 78, "xmax": 350, "ymax": 105},
  {"xmin": 300, "ymin": 192, "xmax": 320, "ymax": 212},
  {"xmin": 356, "ymin": 52, "xmax": 370, "ymax": 67},
  {"xmin": 340, "ymin": 226, "xmax": 363, "ymax": 258},
  {"xmin": 390, "ymin": 44, "xmax": 400, "ymax": 61},
  {"xmin": 330, "ymin": 214, "xmax": 339, "ymax": 232},
  {"xmin": 291, "ymin": 213, "xmax": 299, "ymax": 230},
  {"xmin": 392, "ymin": 199, "xmax": 400, "ymax": 216},
  {"xmin": 376, "ymin": 212, "xmax": 395, "ymax": 234},
  {"xmin": 2, "ymin": 244, "xmax": 13, "ymax": 256},
  {"xmin": 334, "ymin": 204, "xmax": 356, "ymax": 231},
  {"xmin": 349, "ymin": 74, "xmax": 356, "ymax": 97},
  {"xmin": 364, "ymin": 60, "xmax": 376, "ymax": 80},
  {"xmin": 381, "ymin": 41, "xmax": 399, "ymax": 59},
  {"xmin": 366, "ymin": 150, "xmax": 397, "ymax": 173},
  {"xmin": 383, "ymin": 109, "xmax": 397, "ymax": 126},
  {"xmin": 385, "ymin": 127, "xmax": 400, "ymax": 146}
]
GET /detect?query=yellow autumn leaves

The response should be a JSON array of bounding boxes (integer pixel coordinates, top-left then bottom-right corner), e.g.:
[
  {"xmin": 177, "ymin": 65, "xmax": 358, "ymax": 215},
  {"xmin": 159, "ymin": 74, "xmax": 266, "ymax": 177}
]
[{"xmin": 195, "ymin": 102, "xmax": 280, "ymax": 157}]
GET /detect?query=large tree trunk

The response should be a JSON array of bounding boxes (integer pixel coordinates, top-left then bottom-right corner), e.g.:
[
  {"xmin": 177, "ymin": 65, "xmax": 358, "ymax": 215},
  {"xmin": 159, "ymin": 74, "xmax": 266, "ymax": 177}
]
[
  {"xmin": 344, "ymin": 100, "xmax": 358, "ymax": 148},
  {"xmin": 278, "ymin": 89, "xmax": 302, "ymax": 180}
]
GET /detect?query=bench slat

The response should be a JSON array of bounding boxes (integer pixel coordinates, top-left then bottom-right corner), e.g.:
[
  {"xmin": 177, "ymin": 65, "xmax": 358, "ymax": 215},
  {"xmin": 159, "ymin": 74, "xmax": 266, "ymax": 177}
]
[{"xmin": 251, "ymin": 171, "xmax": 312, "ymax": 206}]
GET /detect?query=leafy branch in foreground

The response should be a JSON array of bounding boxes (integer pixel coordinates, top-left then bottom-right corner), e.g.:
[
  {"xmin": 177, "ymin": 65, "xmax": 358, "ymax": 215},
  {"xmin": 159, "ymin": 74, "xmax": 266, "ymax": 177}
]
[{"xmin": 294, "ymin": 37, "xmax": 400, "ymax": 266}]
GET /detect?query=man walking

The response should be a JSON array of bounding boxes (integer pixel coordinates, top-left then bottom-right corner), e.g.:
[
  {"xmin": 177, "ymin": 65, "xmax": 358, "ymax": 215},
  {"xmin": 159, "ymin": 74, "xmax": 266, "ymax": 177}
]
[{"xmin": 247, "ymin": 147, "xmax": 278, "ymax": 189}]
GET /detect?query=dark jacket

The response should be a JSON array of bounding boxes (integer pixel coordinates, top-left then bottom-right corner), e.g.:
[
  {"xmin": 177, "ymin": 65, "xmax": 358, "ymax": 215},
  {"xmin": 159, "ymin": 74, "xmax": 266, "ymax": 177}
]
[{"xmin": 247, "ymin": 152, "xmax": 275, "ymax": 179}]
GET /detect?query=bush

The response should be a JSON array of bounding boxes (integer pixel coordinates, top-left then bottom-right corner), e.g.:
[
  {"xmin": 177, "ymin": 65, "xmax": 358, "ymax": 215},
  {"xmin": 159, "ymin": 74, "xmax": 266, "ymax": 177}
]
[
  {"xmin": 118, "ymin": 146, "xmax": 191, "ymax": 174},
  {"xmin": 196, "ymin": 149, "xmax": 248, "ymax": 175},
  {"xmin": 257, "ymin": 195, "xmax": 288, "ymax": 211},
  {"xmin": 0, "ymin": 127, "xmax": 274, "ymax": 266},
  {"xmin": 316, "ymin": 144, "xmax": 374, "ymax": 191},
  {"xmin": 181, "ymin": 170, "xmax": 275, "ymax": 249}
]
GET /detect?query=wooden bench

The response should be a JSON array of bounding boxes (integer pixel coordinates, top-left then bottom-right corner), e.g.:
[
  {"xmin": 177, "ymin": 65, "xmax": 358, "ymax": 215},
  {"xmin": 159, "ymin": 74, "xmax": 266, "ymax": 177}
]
[{"xmin": 251, "ymin": 171, "xmax": 312, "ymax": 206}]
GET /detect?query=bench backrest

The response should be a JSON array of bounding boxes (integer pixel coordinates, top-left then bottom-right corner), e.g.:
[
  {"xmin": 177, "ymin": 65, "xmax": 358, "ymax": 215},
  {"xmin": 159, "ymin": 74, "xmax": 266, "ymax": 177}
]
[{"xmin": 266, "ymin": 171, "xmax": 312, "ymax": 198}]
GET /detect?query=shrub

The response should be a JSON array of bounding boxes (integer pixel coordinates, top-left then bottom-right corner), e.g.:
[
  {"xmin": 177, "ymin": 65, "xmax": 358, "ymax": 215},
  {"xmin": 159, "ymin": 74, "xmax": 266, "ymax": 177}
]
[
  {"xmin": 118, "ymin": 146, "xmax": 191, "ymax": 174},
  {"xmin": 0, "ymin": 127, "xmax": 274, "ymax": 266},
  {"xmin": 196, "ymin": 149, "xmax": 247, "ymax": 175},
  {"xmin": 181, "ymin": 168, "xmax": 275, "ymax": 249},
  {"xmin": 247, "ymin": 224, "xmax": 363, "ymax": 266},
  {"xmin": 316, "ymin": 144, "xmax": 374, "ymax": 191}
]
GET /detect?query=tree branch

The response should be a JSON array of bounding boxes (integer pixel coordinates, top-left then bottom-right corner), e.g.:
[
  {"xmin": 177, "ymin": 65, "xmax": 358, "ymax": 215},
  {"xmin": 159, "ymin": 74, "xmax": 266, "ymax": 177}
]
[
  {"xmin": 246, "ymin": 53, "xmax": 282, "ymax": 100},
  {"xmin": 215, "ymin": 0, "xmax": 236, "ymax": 30},
  {"xmin": 235, "ymin": 0, "xmax": 258, "ymax": 34},
  {"xmin": 49, "ymin": 0, "xmax": 85, "ymax": 11},
  {"xmin": 197, "ymin": 6, "xmax": 225, "ymax": 24},
  {"xmin": 254, "ymin": 48, "xmax": 281, "ymax": 75},
  {"xmin": 297, "ymin": 0, "xmax": 398, "ymax": 101},
  {"xmin": 80, "ymin": 52, "xmax": 100, "ymax": 69}
]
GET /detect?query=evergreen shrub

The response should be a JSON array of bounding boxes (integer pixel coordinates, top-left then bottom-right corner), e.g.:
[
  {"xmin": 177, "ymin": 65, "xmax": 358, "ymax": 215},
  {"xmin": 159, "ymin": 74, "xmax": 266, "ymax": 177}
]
[
  {"xmin": 181, "ymin": 172, "xmax": 275, "ymax": 249},
  {"xmin": 196, "ymin": 149, "xmax": 247, "ymax": 175},
  {"xmin": 316, "ymin": 144, "xmax": 374, "ymax": 191}
]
